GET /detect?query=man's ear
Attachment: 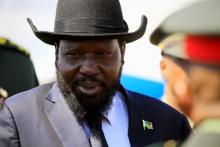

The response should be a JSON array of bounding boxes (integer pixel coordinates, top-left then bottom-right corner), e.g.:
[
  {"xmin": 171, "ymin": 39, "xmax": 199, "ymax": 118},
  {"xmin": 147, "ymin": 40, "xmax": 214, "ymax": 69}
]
[
  {"xmin": 160, "ymin": 58, "xmax": 167, "ymax": 71},
  {"xmin": 160, "ymin": 58, "xmax": 169, "ymax": 80}
]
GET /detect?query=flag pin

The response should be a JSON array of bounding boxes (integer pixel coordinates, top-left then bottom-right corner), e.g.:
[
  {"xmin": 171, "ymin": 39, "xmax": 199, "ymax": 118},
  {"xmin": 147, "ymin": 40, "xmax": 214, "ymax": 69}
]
[{"xmin": 142, "ymin": 120, "xmax": 153, "ymax": 130}]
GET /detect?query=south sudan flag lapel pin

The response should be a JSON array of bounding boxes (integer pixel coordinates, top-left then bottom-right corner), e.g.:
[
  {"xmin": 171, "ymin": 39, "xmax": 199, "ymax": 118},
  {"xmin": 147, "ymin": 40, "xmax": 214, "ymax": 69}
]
[{"xmin": 142, "ymin": 120, "xmax": 153, "ymax": 130}]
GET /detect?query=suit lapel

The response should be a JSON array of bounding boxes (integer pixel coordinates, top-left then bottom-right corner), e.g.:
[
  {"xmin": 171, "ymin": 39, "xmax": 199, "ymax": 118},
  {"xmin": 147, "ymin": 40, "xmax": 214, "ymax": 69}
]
[
  {"xmin": 43, "ymin": 83, "xmax": 90, "ymax": 147},
  {"xmin": 119, "ymin": 86, "xmax": 156, "ymax": 146}
]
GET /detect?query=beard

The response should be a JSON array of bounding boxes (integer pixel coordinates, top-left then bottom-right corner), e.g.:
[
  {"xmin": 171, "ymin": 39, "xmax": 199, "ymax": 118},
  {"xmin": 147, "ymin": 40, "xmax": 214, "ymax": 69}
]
[
  {"xmin": 57, "ymin": 71, "xmax": 86, "ymax": 120},
  {"xmin": 56, "ymin": 68, "xmax": 122, "ymax": 120}
]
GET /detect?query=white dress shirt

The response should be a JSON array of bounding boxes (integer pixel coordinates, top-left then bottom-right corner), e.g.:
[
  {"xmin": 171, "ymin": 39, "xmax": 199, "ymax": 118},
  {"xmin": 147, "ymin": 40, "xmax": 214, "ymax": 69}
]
[{"xmin": 83, "ymin": 91, "xmax": 130, "ymax": 147}]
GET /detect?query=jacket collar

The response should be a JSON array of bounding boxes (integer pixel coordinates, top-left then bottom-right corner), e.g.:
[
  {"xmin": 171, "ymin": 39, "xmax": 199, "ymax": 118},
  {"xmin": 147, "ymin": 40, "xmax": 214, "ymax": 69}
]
[
  {"xmin": 119, "ymin": 85, "xmax": 156, "ymax": 146},
  {"xmin": 43, "ymin": 83, "xmax": 90, "ymax": 147}
]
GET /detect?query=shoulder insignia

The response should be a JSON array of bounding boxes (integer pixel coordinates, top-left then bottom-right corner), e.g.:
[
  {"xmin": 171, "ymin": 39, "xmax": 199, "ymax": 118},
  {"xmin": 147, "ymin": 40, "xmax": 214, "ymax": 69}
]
[{"xmin": 0, "ymin": 37, "xmax": 7, "ymax": 45}]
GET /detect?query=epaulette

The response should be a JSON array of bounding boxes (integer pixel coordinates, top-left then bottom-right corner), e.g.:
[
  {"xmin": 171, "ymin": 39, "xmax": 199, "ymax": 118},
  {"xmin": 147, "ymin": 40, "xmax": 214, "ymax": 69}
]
[{"xmin": 0, "ymin": 37, "xmax": 30, "ymax": 57}]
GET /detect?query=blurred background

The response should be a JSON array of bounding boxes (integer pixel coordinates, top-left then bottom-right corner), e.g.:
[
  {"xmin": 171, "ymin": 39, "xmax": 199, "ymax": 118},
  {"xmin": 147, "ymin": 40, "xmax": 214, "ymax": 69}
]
[{"xmin": 0, "ymin": 0, "xmax": 200, "ymax": 99}]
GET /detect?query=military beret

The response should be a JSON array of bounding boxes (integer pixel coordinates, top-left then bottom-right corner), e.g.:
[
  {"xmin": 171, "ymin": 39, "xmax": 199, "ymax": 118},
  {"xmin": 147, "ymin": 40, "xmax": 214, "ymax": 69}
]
[
  {"xmin": 151, "ymin": 0, "xmax": 220, "ymax": 66},
  {"xmin": 150, "ymin": 0, "xmax": 220, "ymax": 45}
]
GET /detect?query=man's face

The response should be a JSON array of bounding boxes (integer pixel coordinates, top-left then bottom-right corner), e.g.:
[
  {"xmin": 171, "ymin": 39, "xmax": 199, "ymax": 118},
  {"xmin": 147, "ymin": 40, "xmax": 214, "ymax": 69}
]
[
  {"xmin": 160, "ymin": 55, "xmax": 192, "ymax": 113},
  {"xmin": 56, "ymin": 39, "xmax": 125, "ymax": 112},
  {"xmin": 161, "ymin": 57, "xmax": 189, "ymax": 92}
]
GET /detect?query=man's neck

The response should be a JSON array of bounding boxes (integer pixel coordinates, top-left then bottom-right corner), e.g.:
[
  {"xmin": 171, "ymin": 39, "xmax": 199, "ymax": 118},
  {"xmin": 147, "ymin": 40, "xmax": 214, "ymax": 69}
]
[{"xmin": 190, "ymin": 102, "xmax": 220, "ymax": 125}]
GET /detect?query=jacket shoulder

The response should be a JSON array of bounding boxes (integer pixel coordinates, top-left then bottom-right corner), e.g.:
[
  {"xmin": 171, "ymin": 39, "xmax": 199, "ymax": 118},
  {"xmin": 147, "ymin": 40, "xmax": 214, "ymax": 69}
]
[
  {"xmin": 125, "ymin": 89, "xmax": 175, "ymax": 111},
  {"xmin": 126, "ymin": 89, "xmax": 188, "ymax": 121},
  {"xmin": 5, "ymin": 83, "xmax": 53, "ymax": 108},
  {"xmin": 125, "ymin": 89, "xmax": 191, "ymax": 140}
]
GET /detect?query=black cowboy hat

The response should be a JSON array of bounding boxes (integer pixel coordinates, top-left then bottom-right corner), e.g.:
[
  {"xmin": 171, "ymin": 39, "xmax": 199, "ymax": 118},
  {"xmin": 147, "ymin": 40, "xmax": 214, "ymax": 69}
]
[{"xmin": 27, "ymin": 0, "xmax": 147, "ymax": 45}]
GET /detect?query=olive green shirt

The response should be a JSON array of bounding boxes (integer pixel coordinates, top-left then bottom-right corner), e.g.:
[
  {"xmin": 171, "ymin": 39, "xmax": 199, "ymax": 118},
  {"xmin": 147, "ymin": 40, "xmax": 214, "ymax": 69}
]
[{"xmin": 182, "ymin": 119, "xmax": 220, "ymax": 147}]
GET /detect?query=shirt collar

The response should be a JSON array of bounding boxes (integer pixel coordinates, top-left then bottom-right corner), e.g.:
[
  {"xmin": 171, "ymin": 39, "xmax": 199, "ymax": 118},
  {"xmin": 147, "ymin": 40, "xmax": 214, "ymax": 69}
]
[{"xmin": 102, "ymin": 91, "xmax": 126, "ymax": 125}]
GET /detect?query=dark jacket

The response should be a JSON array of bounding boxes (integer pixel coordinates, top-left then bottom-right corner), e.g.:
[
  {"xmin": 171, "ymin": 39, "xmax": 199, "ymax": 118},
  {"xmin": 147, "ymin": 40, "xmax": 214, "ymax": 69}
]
[{"xmin": 121, "ymin": 86, "xmax": 191, "ymax": 147}]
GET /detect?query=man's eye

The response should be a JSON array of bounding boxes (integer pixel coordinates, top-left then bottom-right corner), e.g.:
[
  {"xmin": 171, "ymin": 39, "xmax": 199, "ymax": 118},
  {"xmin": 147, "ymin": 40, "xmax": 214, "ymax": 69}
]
[
  {"xmin": 96, "ymin": 52, "xmax": 113, "ymax": 56},
  {"xmin": 66, "ymin": 52, "xmax": 83, "ymax": 57}
]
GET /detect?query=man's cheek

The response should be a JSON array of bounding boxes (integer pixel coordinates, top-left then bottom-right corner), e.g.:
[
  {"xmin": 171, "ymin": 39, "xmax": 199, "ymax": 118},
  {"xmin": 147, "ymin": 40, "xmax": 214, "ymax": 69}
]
[{"xmin": 200, "ymin": 83, "xmax": 220, "ymax": 103}]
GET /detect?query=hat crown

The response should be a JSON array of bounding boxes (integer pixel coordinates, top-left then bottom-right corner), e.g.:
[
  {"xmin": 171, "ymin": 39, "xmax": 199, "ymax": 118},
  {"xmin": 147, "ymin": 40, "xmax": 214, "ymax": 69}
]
[
  {"xmin": 54, "ymin": 0, "xmax": 128, "ymax": 34},
  {"xmin": 27, "ymin": 0, "xmax": 147, "ymax": 45}
]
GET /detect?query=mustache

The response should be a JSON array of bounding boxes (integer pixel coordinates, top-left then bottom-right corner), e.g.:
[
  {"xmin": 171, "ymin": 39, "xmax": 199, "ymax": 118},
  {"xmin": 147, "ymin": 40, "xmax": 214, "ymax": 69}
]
[{"xmin": 72, "ymin": 76, "xmax": 106, "ymax": 85}]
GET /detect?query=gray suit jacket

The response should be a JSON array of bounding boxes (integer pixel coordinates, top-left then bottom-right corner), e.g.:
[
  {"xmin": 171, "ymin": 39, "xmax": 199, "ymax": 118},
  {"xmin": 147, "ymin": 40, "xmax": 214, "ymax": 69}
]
[
  {"xmin": 0, "ymin": 83, "xmax": 90, "ymax": 147},
  {"xmin": 0, "ymin": 82, "xmax": 191, "ymax": 147}
]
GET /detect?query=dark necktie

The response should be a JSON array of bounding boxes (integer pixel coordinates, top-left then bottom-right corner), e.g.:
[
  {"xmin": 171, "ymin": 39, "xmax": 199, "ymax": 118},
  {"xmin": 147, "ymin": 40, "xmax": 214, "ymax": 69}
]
[{"xmin": 86, "ymin": 113, "xmax": 109, "ymax": 147}]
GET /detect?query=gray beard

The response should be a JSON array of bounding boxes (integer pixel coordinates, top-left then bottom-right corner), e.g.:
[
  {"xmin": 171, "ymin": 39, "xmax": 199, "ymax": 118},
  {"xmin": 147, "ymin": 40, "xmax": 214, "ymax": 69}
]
[
  {"xmin": 56, "ymin": 71, "xmax": 86, "ymax": 121},
  {"xmin": 56, "ymin": 67, "xmax": 122, "ymax": 121}
]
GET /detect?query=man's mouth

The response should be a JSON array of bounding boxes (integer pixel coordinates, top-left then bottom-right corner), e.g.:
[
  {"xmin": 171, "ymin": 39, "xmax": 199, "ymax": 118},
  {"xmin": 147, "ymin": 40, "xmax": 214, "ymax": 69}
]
[{"xmin": 77, "ymin": 81, "xmax": 103, "ymax": 95}]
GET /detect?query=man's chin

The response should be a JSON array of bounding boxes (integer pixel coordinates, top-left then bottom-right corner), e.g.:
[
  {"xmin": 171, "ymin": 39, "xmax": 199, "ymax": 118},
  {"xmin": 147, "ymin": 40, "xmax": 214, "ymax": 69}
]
[
  {"xmin": 74, "ymin": 90, "xmax": 103, "ymax": 107},
  {"xmin": 74, "ymin": 88, "xmax": 114, "ymax": 112},
  {"xmin": 84, "ymin": 99, "xmax": 105, "ymax": 111}
]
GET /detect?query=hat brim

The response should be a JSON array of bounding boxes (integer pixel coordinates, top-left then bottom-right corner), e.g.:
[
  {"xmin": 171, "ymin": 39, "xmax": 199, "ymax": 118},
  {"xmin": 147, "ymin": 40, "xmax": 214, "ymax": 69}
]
[
  {"xmin": 27, "ymin": 15, "xmax": 147, "ymax": 45},
  {"xmin": 162, "ymin": 45, "xmax": 188, "ymax": 60}
]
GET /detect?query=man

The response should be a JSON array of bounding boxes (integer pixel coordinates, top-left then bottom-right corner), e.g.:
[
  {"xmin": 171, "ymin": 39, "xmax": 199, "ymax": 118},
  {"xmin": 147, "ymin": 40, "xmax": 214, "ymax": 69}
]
[
  {"xmin": 150, "ymin": 0, "xmax": 220, "ymax": 146},
  {"xmin": 0, "ymin": 37, "xmax": 39, "ymax": 108},
  {"xmin": 159, "ymin": 34, "xmax": 190, "ymax": 113},
  {"xmin": 0, "ymin": 0, "xmax": 191, "ymax": 147},
  {"xmin": 0, "ymin": 37, "xmax": 39, "ymax": 97}
]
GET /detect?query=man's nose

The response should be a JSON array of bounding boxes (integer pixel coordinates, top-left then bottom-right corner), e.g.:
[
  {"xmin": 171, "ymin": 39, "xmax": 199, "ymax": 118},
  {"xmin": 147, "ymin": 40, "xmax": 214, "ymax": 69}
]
[{"xmin": 79, "ymin": 59, "xmax": 99, "ymax": 76}]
